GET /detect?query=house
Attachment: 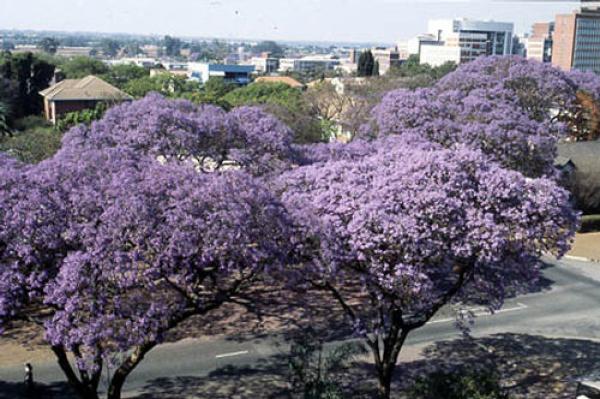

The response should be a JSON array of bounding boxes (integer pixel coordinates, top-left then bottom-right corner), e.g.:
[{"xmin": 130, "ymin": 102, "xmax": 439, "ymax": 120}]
[
  {"xmin": 254, "ymin": 76, "xmax": 304, "ymax": 89},
  {"xmin": 39, "ymin": 75, "xmax": 132, "ymax": 124},
  {"xmin": 557, "ymin": 141, "xmax": 600, "ymax": 214}
]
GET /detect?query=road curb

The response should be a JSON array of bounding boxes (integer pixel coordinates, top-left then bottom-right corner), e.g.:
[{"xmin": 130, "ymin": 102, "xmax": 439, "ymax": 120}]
[{"xmin": 564, "ymin": 255, "xmax": 600, "ymax": 263}]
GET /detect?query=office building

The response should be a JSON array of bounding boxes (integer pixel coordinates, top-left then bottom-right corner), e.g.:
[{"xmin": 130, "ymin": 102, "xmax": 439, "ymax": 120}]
[
  {"xmin": 553, "ymin": 6, "xmax": 600, "ymax": 72},
  {"xmin": 420, "ymin": 18, "xmax": 514, "ymax": 66},
  {"xmin": 371, "ymin": 47, "xmax": 402, "ymax": 74},
  {"xmin": 188, "ymin": 63, "xmax": 255, "ymax": 85},
  {"xmin": 406, "ymin": 34, "xmax": 440, "ymax": 56},
  {"xmin": 428, "ymin": 19, "xmax": 514, "ymax": 56},
  {"xmin": 525, "ymin": 22, "xmax": 554, "ymax": 63},
  {"xmin": 249, "ymin": 56, "xmax": 280, "ymax": 74},
  {"xmin": 106, "ymin": 58, "xmax": 161, "ymax": 68},
  {"xmin": 278, "ymin": 57, "xmax": 340, "ymax": 73},
  {"xmin": 420, "ymin": 44, "xmax": 461, "ymax": 67},
  {"xmin": 348, "ymin": 48, "xmax": 358, "ymax": 64}
]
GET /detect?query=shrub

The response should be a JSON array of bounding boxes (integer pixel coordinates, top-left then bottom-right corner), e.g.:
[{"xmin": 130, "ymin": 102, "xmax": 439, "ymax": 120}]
[
  {"xmin": 0, "ymin": 124, "xmax": 62, "ymax": 163},
  {"xmin": 409, "ymin": 367, "xmax": 508, "ymax": 399},
  {"xmin": 580, "ymin": 215, "xmax": 600, "ymax": 233},
  {"xmin": 288, "ymin": 330, "xmax": 367, "ymax": 399},
  {"xmin": 56, "ymin": 102, "xmax": 108, "ymax": 132},
  {"xmin": 13, "ymin": 115, "xmax": 50, "ymax": 131}
]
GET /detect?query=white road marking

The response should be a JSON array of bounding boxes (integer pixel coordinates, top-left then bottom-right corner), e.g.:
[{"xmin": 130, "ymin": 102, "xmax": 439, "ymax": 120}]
[
  {"xmin": 428, "ymin": 317, "xmax": 458, "ymax": 325},
  {"xmin": 215, "ymin": 350, "xmax": 249, "ymax": 359},
  {"xmin": 428, "ymin": 303, "xmax": 528, "ymax": 325},
  {"xmin": 565, "ymin": 255, "xmax": 591, "ymax": 262}
]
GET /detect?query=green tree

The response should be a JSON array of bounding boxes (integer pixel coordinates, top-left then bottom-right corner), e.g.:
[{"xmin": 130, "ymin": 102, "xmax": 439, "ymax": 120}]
[
  {"xmin": 0, "ymin": 101, "xmax": 11, "ymax": 137},
  {"xmin": 61, "ymin": 56, "xmax": 109, "ymax": 79},
  {"xmin": 123, "ymin": 43, "xmax": 143, "ymax": 57},
  {"xmin": 0, "ymin": 76, "xmax": 18, "ymax": 123},
  {"xmin": 99, "ymin": 39, "xmax": 121, "ymax": 58},
  {"xmin": 123, "ymin": 76, "xmax": 161, "ymax": 98},
  {"xmin": 0, "ymin": 52, "xmax": 55, "ymax": 117},
  {"xmin": 184, "ymin": 77, "xmax": 238, "ymax": 108},
  {"xmin": 253, "ymin": 40, "xmax": 285, "ymax": 58},
  {"xmin": 409, "ymin": 367, "xmax": 508, "ymax": 399},
  {"xmin": 224, "ymin": 82, "xmax": 326, "ymax": 143},
  {"xmin": 164, "ymin": 35, "xmax": 183, "ymax": 57},
  {"xmin": 1, "ymin": 41, "xmax": 15, "ymax": 51},
  {"xmin": 56, "ymin": 102, "xmax": 109, "ymax": 132},
  {"xmin": 38, "ymin": 37, "xmax": 60, "ymax": 54},
  {"xmin": 388, "ymin": 55, "xmax": 457, "ymax": 80},
  {"xmin": 357, "ymin": 50, "xmax": 375, "ymax": 77},
  {"xmin": 203, "ymin": 77, "xmax": 238, "ymax": 98},
  {"xmin": 432, "ymin": 61, "xmax": 458, "ymax": 79},
  {"xmin": 373, "ymin": 60, "xmax": 380, "ymax": 76},
  {"xmin": 101, "ymin": 64, "xmax": 149, "ymax": 89},
  {"xmin": 124, "ymin": 74, "xmax": 198, "ymax": 98},
  {"xmin": 288, "ymin": 330, "xmax": 367, "ymax": 399},
  {"xmin": 224, "ymin": 82, "xmax": 296, "ymax": 107},
  {"xmin": 0, "ymin": 116, "xmax": 61, "ymax": 163}
]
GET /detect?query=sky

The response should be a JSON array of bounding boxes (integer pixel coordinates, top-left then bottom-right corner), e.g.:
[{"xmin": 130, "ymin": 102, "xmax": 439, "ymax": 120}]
[{"xmin": 0, "ymin": 0, "xmax": 581, "ymax": 44}]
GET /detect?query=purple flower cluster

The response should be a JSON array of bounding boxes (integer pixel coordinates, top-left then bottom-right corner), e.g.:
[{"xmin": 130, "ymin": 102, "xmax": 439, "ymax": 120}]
[
  {"xmin": 61, "ymin": 92, "xmax": 295, "ymax": 176},
  {"xmin": 0, "ymin": 71, "xmax": 581, "ymax": 397},
  {"xmin": 1, "ymin": 146, "xmax": 293, "ymax": 370},
  {"xmin": 278, "ymin": 144, "xmax": 577, "ymax": 331},
  {"xmin": 365, "ymin": 56, "xmax": 600, "ymax": 177}
]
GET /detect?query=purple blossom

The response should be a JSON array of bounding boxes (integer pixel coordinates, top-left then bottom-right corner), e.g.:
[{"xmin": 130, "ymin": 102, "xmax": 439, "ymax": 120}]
[
  {"xmin": 0, "ymin": 145, "xmax": 294, "ymax": 396},
  {"xmin": 61, "ymin": 93, "xmax": 295, "ymax": 176},
  {"xmin": 277, "ymin": 140, "xmax": 578, "ymax": 396},
  {"xmin": 364, "ymin": 56, "xmax": 600, "ymax": 177},
  {"xmin": 0, "ymin": 57, "xmax": 584, "ymax": 399}
]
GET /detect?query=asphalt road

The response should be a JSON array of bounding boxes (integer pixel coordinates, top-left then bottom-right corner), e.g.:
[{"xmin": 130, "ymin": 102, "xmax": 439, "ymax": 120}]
[{"xmin": 1, "ymin": 257, "xmax": 600, "ymax": 397}]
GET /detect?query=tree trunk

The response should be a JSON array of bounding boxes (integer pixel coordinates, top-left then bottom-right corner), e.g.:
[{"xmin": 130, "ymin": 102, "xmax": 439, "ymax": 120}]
[
  {"xmin": 372, "ymin": 328, "xmax": 410, "ymax": 399},
  {"xmin": 51, "ymin": 346, "xmax": 100, "ymax": 399},
  {"xmin": 107, "ymin": 343, "xmax": 155, "ymax": 399},
  {"xmin": 377, "ymin": 364, "xmax": 394, "ymax": 399}
]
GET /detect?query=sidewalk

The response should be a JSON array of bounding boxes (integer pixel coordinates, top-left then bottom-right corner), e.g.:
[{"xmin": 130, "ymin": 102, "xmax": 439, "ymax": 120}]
[{"xmin": 567, "ymin": 233, "xmax": 600, "ymax": 262}]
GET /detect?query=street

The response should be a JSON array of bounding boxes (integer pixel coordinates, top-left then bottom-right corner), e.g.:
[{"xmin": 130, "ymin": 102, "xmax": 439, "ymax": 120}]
[{"xmin": 1, "ymin": 257, "xmax": 600, "ymax": 398}]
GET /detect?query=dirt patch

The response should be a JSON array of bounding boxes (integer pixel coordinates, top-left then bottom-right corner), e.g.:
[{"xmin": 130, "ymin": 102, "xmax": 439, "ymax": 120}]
[
  {"xmin": 0, "ymin": 322, "xmax": 55, "ymax": 365},
  {"xmin": 568, "ymin": 232, "xmax": 600, "ymax": 261}
]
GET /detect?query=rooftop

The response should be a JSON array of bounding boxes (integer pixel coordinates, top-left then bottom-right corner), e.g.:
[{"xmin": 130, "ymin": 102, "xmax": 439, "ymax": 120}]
[
  {"xmin": 254, "ymin": 76, "xmax": 304, "ymax": 88},
  {"xmin": 39, "ymin": 75, "xmax": 132, "ymax": 102}
]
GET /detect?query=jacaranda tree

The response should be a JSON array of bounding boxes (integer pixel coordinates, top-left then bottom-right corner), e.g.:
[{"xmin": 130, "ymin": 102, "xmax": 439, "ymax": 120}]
[
  {"xmin": 364, "ymin": 56, "xmax": 600, "ymax": 177},
  {"xmin": 0, "ymin": 94, "xmax": 296, "ymax": 398},
  {"xmin": 277, "ymin": 141, "xmax": 577, "ymax": 398},
  {"xmin": 63, "ymin": 92, "xmax": 295, "ymax": 176},
  {"xmin": 0, "ymin": 57, "xmax": 583, "ymax": 399}
]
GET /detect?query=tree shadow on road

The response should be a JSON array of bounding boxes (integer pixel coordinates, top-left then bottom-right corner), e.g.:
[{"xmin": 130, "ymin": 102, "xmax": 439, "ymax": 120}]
[
  {"xmin": 132, "ymin": 353, "xmax": 292, "ymax": 399},
  {"xmin": 165, "ymin": 283, "xmax": 354, "ymax": 345},
  {"xmin": 132, "ymin": 347, "xmax": 378, "ymax": 399},
  {"xmin": 395, "ymin": 333, "xmax": 600, "ymax": 398},
  {"xmin": 0, "ymin": 380, "xmax": 76, "ymax": 399},
  {"xmin": 164, "ymin": 261, "xmax": 559, "ymax": 348},
  {"xmin": 132, "ymin": 333, "xmax": 600, "ymax": 399}
]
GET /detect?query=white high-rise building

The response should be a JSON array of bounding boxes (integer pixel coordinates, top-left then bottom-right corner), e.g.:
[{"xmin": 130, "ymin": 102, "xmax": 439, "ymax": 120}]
[
  {"xmin": 428, "ymin": 19, "xmax": 514, "ymax": 55},
  {"xmin": 420, "ymin": 18, "xmax": 514, "ymax": 66},
  {"xmin": 406, "ymin": 33, "xmax": 441, "ymax": 56}
]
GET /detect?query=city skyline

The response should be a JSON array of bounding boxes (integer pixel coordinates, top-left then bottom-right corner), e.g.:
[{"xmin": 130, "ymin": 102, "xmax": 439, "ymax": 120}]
[{"xmin": 0, "ymin": 0, "xmax": 579, "ymax": 44}]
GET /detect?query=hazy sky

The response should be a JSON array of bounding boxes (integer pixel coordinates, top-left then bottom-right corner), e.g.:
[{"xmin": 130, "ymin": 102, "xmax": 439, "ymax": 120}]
[{"xmin": 0, "ymin": 0, "xmax": 580, "ymax": 44}]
